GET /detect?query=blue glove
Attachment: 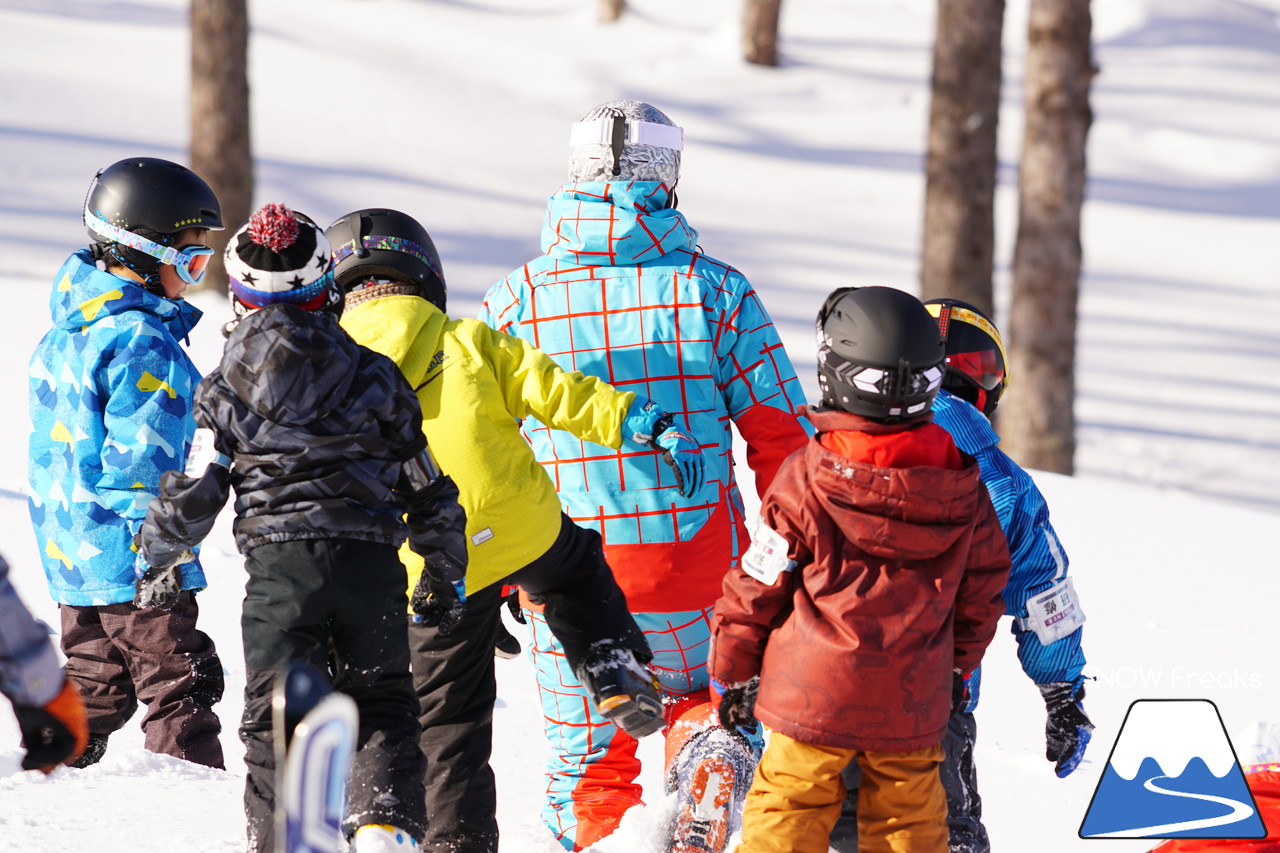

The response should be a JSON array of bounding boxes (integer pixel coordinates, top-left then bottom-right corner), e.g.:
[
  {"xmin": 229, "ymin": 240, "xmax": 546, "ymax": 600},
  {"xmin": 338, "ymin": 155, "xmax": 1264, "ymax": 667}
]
[
  {"xmin": 622, "ymin": 397, "xmax": 704, "ymax": 498},
  {"xmin": 1039, "ymin": 681, "xmax": 1094, "ymax": 777}
]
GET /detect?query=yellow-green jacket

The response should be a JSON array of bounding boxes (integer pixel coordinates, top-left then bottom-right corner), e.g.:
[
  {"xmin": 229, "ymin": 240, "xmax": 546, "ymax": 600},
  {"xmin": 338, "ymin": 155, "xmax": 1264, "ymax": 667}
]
[{"xmin": 341, "ymin": 294, "xmax": 633, "ymax": 595}]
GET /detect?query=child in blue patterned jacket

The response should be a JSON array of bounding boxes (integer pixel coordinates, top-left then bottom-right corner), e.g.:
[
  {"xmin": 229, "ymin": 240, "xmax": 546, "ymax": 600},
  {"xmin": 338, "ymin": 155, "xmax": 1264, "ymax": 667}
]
[{"xmin": 26, "ymin": 158, "xmax": 226, "ymax": 769}]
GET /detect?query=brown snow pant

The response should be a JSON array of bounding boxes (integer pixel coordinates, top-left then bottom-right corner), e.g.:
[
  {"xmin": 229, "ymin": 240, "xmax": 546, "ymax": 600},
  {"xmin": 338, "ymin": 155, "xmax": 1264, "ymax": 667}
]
[
  {"xmin": 737, "ymin": 731, "xmax": 947, "ymax": 853},
  {"xmin": 59, "ymin": 591, "xmax": 225, "ymax": 769}
]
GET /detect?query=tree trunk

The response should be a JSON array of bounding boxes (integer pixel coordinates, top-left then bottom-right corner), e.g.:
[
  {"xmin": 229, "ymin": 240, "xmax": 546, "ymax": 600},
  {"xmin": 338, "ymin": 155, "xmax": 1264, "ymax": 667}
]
[
  {"xmin": 1001, "ymin": 0, "xmax": 1094, "ymax": 474},
  {"xmin": 920, "ymin": 0, "xmax": 1005, "ymax": 316},
  {"xmin": 743, "ymin": 0, "xmax": 783, "ymax": 67},
  {"xmin": 599, "ymin": 0, "xmax": 624, "ymax": 23},
  {"xmin": 190, "ymin": 0, "xmax": 252, "ymax": 295}
]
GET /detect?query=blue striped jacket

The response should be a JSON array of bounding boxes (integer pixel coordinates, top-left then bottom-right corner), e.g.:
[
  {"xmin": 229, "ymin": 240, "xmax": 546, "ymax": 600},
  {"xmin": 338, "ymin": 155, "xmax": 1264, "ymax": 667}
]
[{"xmin": 933, "ymin": 390, "xmax": 1086, "ymax": 708}]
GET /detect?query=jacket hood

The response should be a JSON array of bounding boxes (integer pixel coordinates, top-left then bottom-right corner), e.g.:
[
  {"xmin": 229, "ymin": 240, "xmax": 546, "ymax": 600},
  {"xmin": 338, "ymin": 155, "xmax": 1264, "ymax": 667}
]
[
  {"xmin": 803, "ymin": 407, "xmax": 985, "ymax": 561},
  {"xmin": 220, "ymin": 304, "xmax": 359, "ymax": 425},
  {"xmin": 341, "ymin": 294, "xmax": 447, "ymax": 388},
  {"xmin": 541, "ymin": 181, "xmax": 698, "ymax": 266},
  {"xmin": 50, "ymin": 250, "xmax": 201, "ymax": 336}
]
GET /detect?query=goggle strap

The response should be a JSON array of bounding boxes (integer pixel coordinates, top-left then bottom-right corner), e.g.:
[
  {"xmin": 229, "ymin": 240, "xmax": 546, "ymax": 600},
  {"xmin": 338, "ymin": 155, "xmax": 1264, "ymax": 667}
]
[
  {"xmin": 331, "ymin": 234, "xmax": 443, "ymax": 281},
  {"xmin": 568, "ymin": 118, "xmax": 684, "ymax": 151}
]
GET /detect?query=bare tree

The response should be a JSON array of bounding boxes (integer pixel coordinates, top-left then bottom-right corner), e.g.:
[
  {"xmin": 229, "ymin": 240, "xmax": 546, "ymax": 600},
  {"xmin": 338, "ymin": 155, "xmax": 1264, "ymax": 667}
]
[
  {"xmin": 190, "ymin": 0, "xmax": 252, "ymax": 294},
  {"xmin": 920, "ymin": 0, "xmax": 1005, "ymax": 316},
  {"xmin": 600, "ymin": 0, "xmax": 625, "ymax": 23},
  {"xmin": 743, "ymin": 0, "xmax": 783, "ymax": 67},
  {"xmin": 1001, "ymin": 0, "xmax": 1095, "ymax": 474}
]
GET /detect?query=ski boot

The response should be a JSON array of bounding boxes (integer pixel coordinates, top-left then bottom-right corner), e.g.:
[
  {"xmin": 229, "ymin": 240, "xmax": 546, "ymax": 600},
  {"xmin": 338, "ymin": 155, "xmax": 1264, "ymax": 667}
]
[
  {"xmin": 575, "ymin": 642, "xmax": 665, "ymax": 739},
  {"xmin": 665, "ymin": 725, "xmax": 757, "ymax": 853},
  {"xmin": 352, "ymin": 824, "xmax": 418, "ymax": 852}
]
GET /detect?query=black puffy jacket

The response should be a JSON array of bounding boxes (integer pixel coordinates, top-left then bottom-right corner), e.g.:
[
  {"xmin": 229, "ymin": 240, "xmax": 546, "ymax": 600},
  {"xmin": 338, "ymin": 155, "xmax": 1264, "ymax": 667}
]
[{"xmin": 140, "ymin": 304, "xmax": 455, "ymax": 560}]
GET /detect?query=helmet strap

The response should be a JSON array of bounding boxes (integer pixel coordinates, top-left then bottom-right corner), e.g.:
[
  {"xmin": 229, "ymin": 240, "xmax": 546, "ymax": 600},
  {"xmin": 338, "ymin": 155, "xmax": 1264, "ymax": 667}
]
[{"xmin": 609, "ymin": 110, "xmax": 626, "ymax": 177}]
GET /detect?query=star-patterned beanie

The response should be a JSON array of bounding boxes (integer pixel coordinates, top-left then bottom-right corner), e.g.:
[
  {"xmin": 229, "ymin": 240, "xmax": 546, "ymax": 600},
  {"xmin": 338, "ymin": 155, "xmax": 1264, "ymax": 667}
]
[{"xmin": 225, "ymin": 203, "xmax": 340, "ymax": 318}]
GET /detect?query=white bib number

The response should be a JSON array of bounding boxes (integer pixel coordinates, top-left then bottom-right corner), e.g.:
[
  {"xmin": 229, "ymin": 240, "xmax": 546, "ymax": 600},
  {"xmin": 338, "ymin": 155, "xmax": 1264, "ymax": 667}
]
[
  {"xmin": 741, "ymin": 524, "xmax": 794, "ymax": 586},
  {"xmin": 184, "ymin": 428, "xmax": 230, "ymax": 477},
  {"xmin": 1023, "ymin": 577, "xmax": 1085, "ymax": 645}
]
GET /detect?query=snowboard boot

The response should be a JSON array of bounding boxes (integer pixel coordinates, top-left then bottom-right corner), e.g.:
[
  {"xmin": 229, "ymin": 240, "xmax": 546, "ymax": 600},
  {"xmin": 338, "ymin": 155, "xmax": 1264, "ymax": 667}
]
[
  {"xmin": 69, "ymin": 732, "xmax": 108, "ymax": 768},
  {"xmin": 575, "ymin": 642, "xmax": 665, "ymax": 739},
  {"xmin": 665, "ymin": 726, "xmax": 756, "ymax": 853},
  {"xmin": 494, "ymin": 622, "xmax": 522, "ymax": 660},
  {"xmin": 352, "ymin": 824, "xmax": 418, "ymax": 852}
]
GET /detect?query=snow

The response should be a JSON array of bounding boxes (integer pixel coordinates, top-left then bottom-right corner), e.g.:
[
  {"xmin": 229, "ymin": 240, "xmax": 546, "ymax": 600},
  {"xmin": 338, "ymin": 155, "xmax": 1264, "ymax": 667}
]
[{"xmin": 1, "ymin": 0, "xmax": 1277, "ymax": 850}]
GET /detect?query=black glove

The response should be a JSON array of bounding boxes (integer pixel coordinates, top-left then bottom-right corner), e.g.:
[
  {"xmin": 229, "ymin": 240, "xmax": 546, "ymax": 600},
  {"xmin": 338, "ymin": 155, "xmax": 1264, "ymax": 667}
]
[
  {"xmin": 713, "ymin": 676, "xmax": 760, "ymax": 730},
  {"xmin": 410, "ymin": 564, "xmax": 467, "ymax": 635},
  {"xmin": 951, "ymin": 669, "xmax": 972, "ymax": 714},
  {"xmin": 133, "ymin": 564, "xmax": 182, "ymax": 610},
  {"xmin": 1039, "ymin": 681, "xmax": 1095, "ymax": 777}
]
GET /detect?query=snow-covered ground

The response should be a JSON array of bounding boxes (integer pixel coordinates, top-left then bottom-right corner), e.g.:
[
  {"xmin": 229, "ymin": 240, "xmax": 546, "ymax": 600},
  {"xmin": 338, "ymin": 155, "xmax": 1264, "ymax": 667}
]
[{"xmin": 1, "ymin": 0, "xmax": 1277, "ymax": 850}]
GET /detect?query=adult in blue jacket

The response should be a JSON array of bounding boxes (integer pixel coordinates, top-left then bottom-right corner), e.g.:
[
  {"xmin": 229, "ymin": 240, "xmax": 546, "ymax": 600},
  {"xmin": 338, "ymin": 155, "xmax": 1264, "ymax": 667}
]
[
  {"xmin": 832, "ymin": 298, "xmax": 1093, "ymax": 853},
  {"xmin": 483, "ymin": 101, "xmax": 810, "ymax": 851},
  {"xmin": 27, "ymin": 158, "xmax": 226, "ymax": 769}
]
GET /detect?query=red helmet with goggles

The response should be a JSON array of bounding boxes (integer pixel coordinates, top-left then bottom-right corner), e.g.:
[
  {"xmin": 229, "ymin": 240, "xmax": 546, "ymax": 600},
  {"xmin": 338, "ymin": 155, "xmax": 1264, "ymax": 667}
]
[{"xmin": 923, "ymin": 298, "xmax": 1009, "ymax": 417}]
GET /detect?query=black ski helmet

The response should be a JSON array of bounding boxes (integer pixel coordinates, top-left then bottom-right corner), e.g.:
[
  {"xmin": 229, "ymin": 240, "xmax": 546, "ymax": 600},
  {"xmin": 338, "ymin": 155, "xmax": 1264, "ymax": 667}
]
[
  {"xmin": 816, "ymin": 286, "xmax": 946, "ymax": 422},
  {"xmin": 83, "ymin": 157, "xmax": 223, "ymax": 287},
  {"xmin": 924, "ymin": 298, "xmax": 1009, "ymax": 417},
  {"xmin": 325, "ymin": 208, "xmax": 446, "ymax": 312}
]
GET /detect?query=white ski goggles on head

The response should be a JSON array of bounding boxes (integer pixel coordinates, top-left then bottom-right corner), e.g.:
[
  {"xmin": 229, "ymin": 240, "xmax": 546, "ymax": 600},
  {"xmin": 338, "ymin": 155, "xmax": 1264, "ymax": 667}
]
[
  {"xmin": 568, "ymin": 118, "xmax": 684, "ymax": 151},
  {"xmin": 85, "ymin": 207, "xmax": 215, "ymax": 285}
]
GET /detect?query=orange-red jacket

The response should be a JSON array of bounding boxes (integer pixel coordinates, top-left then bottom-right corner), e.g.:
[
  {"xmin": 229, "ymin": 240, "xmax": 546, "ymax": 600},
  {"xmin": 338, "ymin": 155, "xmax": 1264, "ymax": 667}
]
[{"xmin": 711, "ymin": 407, "xmax": 1011, "ymax": 752}]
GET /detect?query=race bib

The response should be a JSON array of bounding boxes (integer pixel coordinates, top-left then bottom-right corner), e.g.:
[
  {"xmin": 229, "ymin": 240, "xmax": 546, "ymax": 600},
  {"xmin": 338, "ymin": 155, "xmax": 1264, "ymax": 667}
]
[
  {"xmin": 184, "ymin": 428, "xmax": 231, "ymax": 477},
  {"xmin": 741, "ymin": 524, "xmax": 794, "ymax": 586},
  {"xmin": 1023, "ymin": 577, "xmax": 1086, "ymax": 645}
]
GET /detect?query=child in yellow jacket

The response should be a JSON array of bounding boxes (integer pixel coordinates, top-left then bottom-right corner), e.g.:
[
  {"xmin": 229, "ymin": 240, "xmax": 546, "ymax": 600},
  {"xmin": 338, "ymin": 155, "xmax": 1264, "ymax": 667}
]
[{"xmin": 327, "ymin": 208, "xmax": 707, "ymax": 853}]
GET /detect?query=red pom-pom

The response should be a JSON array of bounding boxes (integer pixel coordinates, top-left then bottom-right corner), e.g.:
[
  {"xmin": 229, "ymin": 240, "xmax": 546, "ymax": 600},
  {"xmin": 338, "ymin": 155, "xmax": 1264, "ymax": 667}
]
[{"xmin": 247, "ymin": 203, "xmax": 300, "ymax": 253}]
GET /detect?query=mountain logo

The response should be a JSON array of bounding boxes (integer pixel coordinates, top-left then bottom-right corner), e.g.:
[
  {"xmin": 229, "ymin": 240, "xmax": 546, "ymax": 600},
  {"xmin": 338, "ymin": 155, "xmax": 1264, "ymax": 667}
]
[{"xmin": 1080, "ymin": 699, "xmax": 1267, "ymax": 839}]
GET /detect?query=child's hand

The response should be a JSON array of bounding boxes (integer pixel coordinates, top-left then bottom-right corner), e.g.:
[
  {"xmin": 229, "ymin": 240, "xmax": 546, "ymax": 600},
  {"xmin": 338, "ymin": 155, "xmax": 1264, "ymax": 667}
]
[
  {"xmin": 133, "ymin": 564, "xmax": 183, "ymax": 610},
  {"xmin": 711, "ymin": 676, "xmax": 759, "ymax": 730},
  {"xmin": 410, "ymin": 566, "xmax": 467, "ymax": 635},
  {"xmin": 1039, "ymin": 681, "xmax": 1094, "ymax": 777}
]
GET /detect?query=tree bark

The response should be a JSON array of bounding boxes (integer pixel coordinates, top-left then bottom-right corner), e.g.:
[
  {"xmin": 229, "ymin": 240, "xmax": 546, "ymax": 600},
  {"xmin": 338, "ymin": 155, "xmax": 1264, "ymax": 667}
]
[
  {"xmin": 190, "ymin": 0, "xmax": 252, "ymax": 295},
  {"xmin": 920, "ymin": 0, "xmax": 1005, "ymax": 316},
  {"xmin": 599, "ymin": 0, "xmax": 624, "ymax": 23},
  {"xmin": 1001, "ymin": 0, "xmax": 1095, "ymax": 474},
  {"xmin": 743, "ymin": 0, "xmax": 783, "ymax": 67}
]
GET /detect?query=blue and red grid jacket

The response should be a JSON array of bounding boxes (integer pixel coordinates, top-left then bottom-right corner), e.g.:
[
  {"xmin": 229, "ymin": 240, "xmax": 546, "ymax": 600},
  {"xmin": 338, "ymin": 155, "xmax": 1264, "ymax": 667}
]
[{"xmin": 481, "ymin": 181, "xmax": 809, "ymax": 612}]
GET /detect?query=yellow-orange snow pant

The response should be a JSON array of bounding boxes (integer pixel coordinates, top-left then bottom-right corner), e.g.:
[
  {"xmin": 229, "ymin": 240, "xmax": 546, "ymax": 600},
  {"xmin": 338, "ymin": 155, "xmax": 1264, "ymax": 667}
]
[{"xmin": 735, "ymin": 731, "xmax": 947, "ymax": 853}]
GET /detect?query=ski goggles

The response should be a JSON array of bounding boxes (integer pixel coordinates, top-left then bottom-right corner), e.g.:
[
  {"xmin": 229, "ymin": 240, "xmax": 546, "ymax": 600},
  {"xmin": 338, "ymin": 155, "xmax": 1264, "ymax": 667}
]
[
  {"xmin": 85, "ymin": 208, "xmax": 215, "ymax": 285},
  {"xmin": 946, "ymin": 348, "xmax": 1005, "ymax": 391}
]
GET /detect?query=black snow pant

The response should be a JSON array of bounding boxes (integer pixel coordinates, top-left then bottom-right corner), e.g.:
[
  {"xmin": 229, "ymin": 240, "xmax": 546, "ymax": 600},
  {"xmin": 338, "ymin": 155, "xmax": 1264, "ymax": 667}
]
[
  {"xmin": 830, "ymin": 710, "xmax": 988, "ymax": 853},
  {"xmin": 410, "ymin": 514, "xmax": 648, "ymax": 853},
  {"xmin": 240, "ymin": 539, "xmax": 427, "ymax": 853}
]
